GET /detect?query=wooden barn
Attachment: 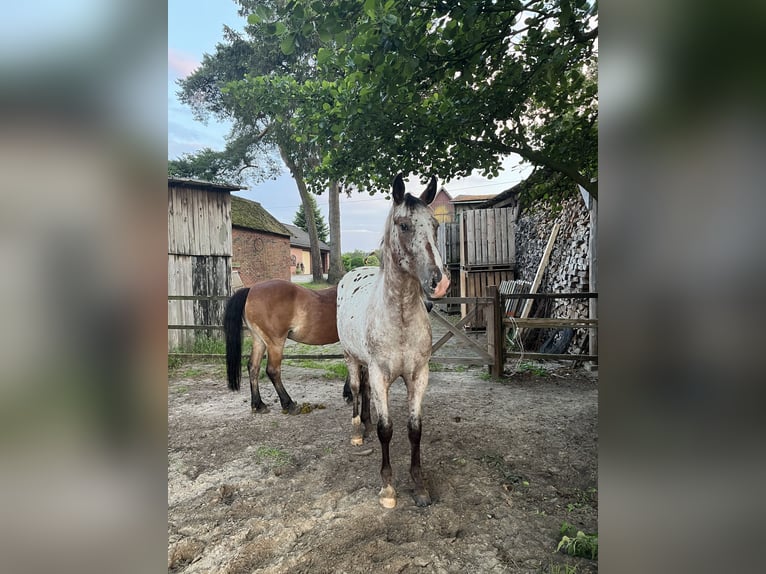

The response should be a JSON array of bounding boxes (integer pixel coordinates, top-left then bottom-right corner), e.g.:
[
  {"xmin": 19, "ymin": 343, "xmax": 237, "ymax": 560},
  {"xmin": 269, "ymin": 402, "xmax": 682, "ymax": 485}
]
[
  {"xmin": 230, "ymin": 196, "xmax": 292, "ymax": 285},
  {"xmin": 168, "ymin": 177, "xmax": 239, "ymax": 350}
]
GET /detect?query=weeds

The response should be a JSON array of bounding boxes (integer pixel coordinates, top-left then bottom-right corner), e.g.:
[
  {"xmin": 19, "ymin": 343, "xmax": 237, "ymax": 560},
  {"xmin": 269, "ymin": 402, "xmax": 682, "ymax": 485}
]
[
  {"xmin": 541, "ymin": 561, "xmax": 578, "ymax": 574},
  {"xmin": 518, "ymin": 362, "xmax": 548, "ymax": 376},
  {"xmin": 256, "ymin": 446, "xmax": 291, "ymax": 467},
  {"xmin": 556, "ymin": 522, "xmax": 598, "ymax": 560}
]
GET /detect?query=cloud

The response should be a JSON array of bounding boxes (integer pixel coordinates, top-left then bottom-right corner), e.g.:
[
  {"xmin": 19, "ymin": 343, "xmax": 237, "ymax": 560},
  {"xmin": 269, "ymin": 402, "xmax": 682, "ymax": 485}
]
[{"xmin": 168, "ymin": 48, "xmax": 198, "ymax": 79}]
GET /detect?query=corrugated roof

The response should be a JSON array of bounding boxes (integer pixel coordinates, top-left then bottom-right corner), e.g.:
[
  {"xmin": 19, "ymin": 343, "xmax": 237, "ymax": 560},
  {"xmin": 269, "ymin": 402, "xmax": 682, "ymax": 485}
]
[
  {"xmin": 282, "ymin": 223, "xmax": 330, "ymax": 251},
  {"xmin": 231, "ymin": 195, "xmax": 290, "ymax": 236},
  {"xmin": 168, "ymin": 177, "xmax": 246, "ymax": 192}
]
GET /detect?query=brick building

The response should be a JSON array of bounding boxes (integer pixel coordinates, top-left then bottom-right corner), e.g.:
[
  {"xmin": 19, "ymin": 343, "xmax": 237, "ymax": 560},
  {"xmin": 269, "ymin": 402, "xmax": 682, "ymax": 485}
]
[
  {"xmin": 282, "ymin": 223, "xmax": 330, "ymax": 275},
  {"xmin": 230, "ymin": 195, "xmax": 291, "ymax": 285}
]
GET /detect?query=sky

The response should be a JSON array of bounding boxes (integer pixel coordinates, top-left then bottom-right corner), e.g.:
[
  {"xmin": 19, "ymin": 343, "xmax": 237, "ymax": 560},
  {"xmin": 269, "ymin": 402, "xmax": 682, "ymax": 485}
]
[{"xmin": 168, "ymin": 0, "xmax": 533, "ymax": 253}]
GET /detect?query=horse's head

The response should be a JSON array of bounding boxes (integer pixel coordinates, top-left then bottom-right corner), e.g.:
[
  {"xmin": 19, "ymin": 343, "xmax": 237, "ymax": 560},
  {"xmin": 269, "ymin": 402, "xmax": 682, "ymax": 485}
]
[{"xmin": 382, "ymin": 173, "xmax": 450, "ymax": 299}]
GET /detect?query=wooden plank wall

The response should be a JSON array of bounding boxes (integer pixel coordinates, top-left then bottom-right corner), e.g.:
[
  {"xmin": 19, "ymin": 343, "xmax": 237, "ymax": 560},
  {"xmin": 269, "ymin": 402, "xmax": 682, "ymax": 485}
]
[
  {"xmin": 168, "ymin": 183, "xmax": 233, "ymax": 350},
  {"xmin": 168, "ymin": 184, "xmax": 232, "ymax": 256},
  {"xmin": 437, "ymin": 222, "xmax": 460, "ymax": 266},
  {"xmin": 461, "ymin": 208, "xmax": 515, "ymax": 268},
  {"xmin": 461, "ymin": 269, "xmax": 516, "ymax": 329},
  {"xmin": 168, "ymin": 255, "xmax": 194, "ymax": 350},
  {"xmin": 168, "ymin": 255, "xmax": 231, "ymax": 350}
]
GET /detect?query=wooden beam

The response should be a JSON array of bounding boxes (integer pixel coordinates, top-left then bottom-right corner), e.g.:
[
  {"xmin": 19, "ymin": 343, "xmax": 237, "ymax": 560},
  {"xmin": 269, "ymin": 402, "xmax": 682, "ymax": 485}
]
[{"xmin": 520, "ymin": 222, "xmax": 560, "ymax": 321}]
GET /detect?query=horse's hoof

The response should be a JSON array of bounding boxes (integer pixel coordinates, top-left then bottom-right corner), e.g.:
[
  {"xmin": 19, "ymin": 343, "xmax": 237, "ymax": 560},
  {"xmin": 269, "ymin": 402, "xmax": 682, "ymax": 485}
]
[
  {"xmin": 284, "ymin": 403, "xmax": 302, "ymax": 415},
  {"xmin": 414, "ymin": 493, "xmax": 432, "ymax": 507},
  {"xmin": 379, "ymin": 486, "xmax": 396, "ymax": 508},
  {"xmin": 379, "ymin": 496, "xmax": 397, "ymax": 509},
  {"xmin": 350, "ymin": 436, "xmax": 364, "ymax": 446},
  {"xmin": 252, "ymin": 405, "xmax": 269, "ymax": 414}
]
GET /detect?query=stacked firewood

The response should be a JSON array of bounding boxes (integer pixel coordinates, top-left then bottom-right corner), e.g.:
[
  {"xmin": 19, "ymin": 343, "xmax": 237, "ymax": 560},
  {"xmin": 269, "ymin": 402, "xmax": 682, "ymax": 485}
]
[{"xmin": 515, "ymin": 197, "xmax": 592, "ymax": 355}]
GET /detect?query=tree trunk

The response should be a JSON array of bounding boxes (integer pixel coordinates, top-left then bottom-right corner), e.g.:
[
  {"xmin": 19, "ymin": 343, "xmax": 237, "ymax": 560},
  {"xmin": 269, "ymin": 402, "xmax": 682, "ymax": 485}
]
[
  {"xmin": 280, "ymin": 147, "xmax": 323, "ymax": 282},
  {"xmin": 327, "ymin": 180, "xmax": 345, "ymax": 284}
]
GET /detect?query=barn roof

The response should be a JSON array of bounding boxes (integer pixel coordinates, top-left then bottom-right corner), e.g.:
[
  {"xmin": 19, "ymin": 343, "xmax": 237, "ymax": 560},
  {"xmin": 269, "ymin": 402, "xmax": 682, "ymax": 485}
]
[
  {"xmin": 282, "ymin": 223, "xmax": 330, "ymax": 251},
  {"xmin": 168, "ymin": 177, "xmax": 246, "ymax": 192},
  {"xmin": 231, "ymin": 195, "xmax": 290, "ymax": 237},
  {"xmin": 451, "ymin": 193, "xmax": 498, "ymax": 203}
]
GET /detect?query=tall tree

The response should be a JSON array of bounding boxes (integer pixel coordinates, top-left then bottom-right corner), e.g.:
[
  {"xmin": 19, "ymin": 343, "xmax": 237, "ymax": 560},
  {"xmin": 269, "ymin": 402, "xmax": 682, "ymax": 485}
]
[
  {"xmin": 168, "ymin": 145, "xmax": 278, "ymax": 185},
  {"xmin": 176, "ymin": 1, "xmax": 343, "ymax": 283},
  {"xmin": 293, "ymin": 193, "xmax": 328, "ymax": 243},
  {"xmin": 245, "ymin": 0, "xmax": 598, "ymax": 199}
]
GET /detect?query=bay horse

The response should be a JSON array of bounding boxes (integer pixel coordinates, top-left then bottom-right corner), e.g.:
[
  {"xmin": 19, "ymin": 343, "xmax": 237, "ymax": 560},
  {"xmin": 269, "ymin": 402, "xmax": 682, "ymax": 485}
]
[
  {"xmin": 336, "ymin": 173, "xmax": 450, "ymax": 508},
  {"xmin": 223, "ymin": 280, "xmax": 339, "ymax": 414}
]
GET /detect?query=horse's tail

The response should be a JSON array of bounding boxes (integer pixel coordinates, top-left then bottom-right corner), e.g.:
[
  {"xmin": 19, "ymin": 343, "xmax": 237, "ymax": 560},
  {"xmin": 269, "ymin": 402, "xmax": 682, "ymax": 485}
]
[{"xmin": 224, "ymin": 287, "xmax": 250, "ymax": 391}]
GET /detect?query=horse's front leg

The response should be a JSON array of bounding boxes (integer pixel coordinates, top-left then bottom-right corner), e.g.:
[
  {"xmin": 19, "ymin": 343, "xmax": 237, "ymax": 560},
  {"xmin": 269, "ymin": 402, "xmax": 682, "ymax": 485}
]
[
  {"xmin": 406, "ymin": 368, "xmax": 432, "ymax": 507},
  {"xmin": 265, "ymin": 342, "xmax": 299, "ymax": 414},
  {"xmin": 248, "ymin": 337, "xmax": 268, "ymax": 413},
  {"xmin": 369, "ymin": 367, "xmax": 396, "ymax": 509}
]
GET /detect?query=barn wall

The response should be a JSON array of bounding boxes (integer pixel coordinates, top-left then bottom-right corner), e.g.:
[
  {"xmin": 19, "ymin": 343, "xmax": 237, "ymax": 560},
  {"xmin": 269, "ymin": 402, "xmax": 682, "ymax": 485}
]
[
  {"xmin": 168, "ymin": 182, "xmax": 233, "ymax": 351},
  {"xmin": 168, "ymin": 254, "xmax": 231, "ymax": 351},
  {"xmin": 168, "ymin": 184, "xmax": 231, "ymax": 256},
  {"xmin": 232, "ymin": 227, "xmax": 291, "ymax": 285}
]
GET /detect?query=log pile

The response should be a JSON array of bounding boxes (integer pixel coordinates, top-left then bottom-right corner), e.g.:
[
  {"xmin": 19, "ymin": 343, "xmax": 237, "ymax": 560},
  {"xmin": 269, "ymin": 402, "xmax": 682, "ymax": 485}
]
[{"xmin": 514, "ymin": 197, "xmax": 591, "ymax": 355}]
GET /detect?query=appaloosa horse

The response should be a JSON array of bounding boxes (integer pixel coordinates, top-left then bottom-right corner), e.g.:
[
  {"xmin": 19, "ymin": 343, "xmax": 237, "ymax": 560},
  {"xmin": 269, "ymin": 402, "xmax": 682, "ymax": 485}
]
[
  {"xmin": 223, "ymin": 280, "xmax": 339, "ymax": 414},
  {"xmin": 336, "ymin": 173, "xmax": 450, "ymax": 508}
]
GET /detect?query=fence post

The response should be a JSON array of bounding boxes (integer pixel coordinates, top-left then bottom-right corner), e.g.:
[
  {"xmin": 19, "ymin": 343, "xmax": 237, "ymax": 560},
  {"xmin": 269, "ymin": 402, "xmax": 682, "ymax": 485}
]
[{"xmin": 487, "ymin": 285, "xmax": 504, "ymax": 377}]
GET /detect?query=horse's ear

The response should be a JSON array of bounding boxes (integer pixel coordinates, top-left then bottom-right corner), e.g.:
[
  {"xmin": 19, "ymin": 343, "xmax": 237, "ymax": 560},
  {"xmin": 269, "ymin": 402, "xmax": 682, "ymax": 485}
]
[
  {"xmin": 392, "ymin": 173, "xmax": 405, "ymax": 204},
  {"xmin": 420, "ymin": 176, "xmax": 438, "ymax": 205}
]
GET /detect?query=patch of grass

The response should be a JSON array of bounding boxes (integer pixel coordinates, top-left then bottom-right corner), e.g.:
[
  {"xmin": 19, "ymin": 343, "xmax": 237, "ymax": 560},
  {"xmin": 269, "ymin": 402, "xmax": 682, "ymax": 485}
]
[
  {"xmin": 172, "ymin": 385, "xmax": 189, "ymax": 394},
  {"xmin": 168, "ymin": 355, "xmax": 182, "ymax": 370},
  {"xmin": 189, "ymin": 335, "xmax": 227, "ymax": 355},
  {"xmin": 283, "ymin": 350, "xmax": 347, "ymax": 380},
  {"xmin": 181, "ymin": 368, "xmax": 204, "ymax": 378},
  {"xmin": 541, "ymin": 561, "xmax": 578, "ymax": 574},
  {"xmin": 517, "ymin": 362, "xmax": 548, "ymax": 376},
  {"xmin": 556, "ymin": 522, "xmax": 598, "ymax": 560},
  {"xmin": 566, "ymin": 487, "xmax": 597, "ymax": 513},
  {"xmin": 299, "ymin": 281, "xmax": 334, "ymax": 290},
  {"xmin": 255, "ymin": 446, "xmax": 291, "ymax": 467}
]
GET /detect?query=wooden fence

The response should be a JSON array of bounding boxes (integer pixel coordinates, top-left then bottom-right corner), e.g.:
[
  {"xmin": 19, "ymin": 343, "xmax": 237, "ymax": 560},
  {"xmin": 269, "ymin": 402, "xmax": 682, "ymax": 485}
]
[{"xmin": 168, "ymin": 290, "xmax": 598, "ymax": 374}]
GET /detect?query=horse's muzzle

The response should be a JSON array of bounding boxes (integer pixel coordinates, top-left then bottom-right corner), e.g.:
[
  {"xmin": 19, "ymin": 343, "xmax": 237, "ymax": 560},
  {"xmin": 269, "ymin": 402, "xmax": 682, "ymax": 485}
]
[{"xmin": 428, "ymin": 269, "xmax": 450, "ymax": 299}]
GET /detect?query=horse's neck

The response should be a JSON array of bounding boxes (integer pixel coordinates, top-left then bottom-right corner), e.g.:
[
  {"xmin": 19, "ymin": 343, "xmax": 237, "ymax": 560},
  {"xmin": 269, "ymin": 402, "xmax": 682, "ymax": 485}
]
[{"xmin": 376, "ymin": 262, "xmax": 422, "ymax": 311}]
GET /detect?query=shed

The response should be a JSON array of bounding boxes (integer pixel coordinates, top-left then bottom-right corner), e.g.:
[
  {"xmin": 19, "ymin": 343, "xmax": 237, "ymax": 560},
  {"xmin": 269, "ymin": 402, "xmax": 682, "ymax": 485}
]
[
  {"xmin": 168, "ymin": 177, "xmax": 240, "ymax": 350},
  {"xmin": 282, "ymin": 223, "xmax": 330, "ymax": 275},
  {"xmin": 231, "ymin": 195, "xmax": 292, "ymax": 285}
]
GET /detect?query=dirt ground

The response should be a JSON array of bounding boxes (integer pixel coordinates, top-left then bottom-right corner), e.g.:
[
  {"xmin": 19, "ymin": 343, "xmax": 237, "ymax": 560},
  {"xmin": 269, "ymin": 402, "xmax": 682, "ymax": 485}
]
[{"xmin": 168, "ymin": 350, "xmax": 597, "ymax": 574}]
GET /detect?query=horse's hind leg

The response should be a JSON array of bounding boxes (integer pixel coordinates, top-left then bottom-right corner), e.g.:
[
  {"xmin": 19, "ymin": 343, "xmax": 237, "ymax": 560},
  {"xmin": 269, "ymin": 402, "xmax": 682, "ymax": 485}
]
[
  {"xmin": 359, "ymin": 366, "xmax": 372, "ymax": 437},
  {"xmin": 248, "ymin": 337, "xmax": 268, "ymax": 413},
  {"xmin": 264, "ymin": 343, "xmax": 300, "ymax": 415},
  {"xmin": 346, "ymin": 359, "xmax": 365, "ymax": 445}
]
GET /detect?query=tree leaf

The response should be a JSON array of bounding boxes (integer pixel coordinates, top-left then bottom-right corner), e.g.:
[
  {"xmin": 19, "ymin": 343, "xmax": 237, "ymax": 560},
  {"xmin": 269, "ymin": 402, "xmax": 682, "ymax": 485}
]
[{"xmin": 280, "ymin": 34, "xmax": 296, "ymax": 55}]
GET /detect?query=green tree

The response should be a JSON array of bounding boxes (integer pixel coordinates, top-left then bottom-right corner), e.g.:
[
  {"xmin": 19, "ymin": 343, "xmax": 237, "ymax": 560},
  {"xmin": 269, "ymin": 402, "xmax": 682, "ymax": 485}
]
[
  {"xmin": 293, "ymin": 194, "xmax": 329, "ymax": 243},
  {"xmin": 168, "ymin": 146, "xmax": 278, "ymax": 185},
  {"xmin": 243, "ymin": 0, "xmax": 598, "ymax": 199},
  {"xmin": 176, "ymin": 1, "xmax": 345, "ymax": 283}
]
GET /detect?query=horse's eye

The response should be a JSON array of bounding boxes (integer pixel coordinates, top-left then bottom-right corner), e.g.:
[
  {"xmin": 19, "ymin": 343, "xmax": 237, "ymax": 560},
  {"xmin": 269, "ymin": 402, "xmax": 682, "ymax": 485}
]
[{"xmin": 400, "ymin": 223, "xmax": 410, "ymax": 232}]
